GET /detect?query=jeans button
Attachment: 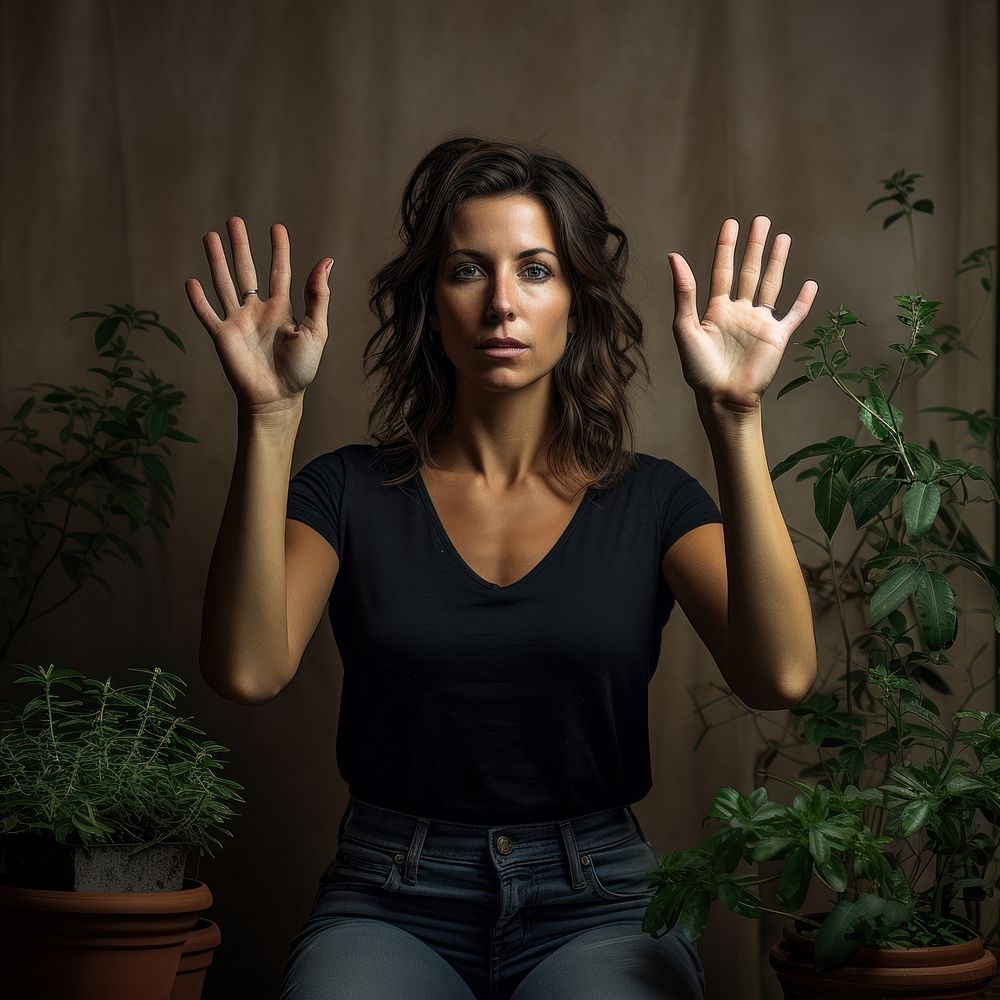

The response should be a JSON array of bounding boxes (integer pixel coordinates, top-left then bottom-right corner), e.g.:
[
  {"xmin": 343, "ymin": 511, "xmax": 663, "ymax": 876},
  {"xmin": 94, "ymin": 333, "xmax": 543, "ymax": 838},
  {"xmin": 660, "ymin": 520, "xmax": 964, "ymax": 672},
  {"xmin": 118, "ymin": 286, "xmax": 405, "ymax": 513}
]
[
  {"xmin": 393, "ymin": 853, "xmax": 404, "ymax": 864},
  {"xmin": 496, "ymin": 835, "xmax": 513, "ymax": 855}
]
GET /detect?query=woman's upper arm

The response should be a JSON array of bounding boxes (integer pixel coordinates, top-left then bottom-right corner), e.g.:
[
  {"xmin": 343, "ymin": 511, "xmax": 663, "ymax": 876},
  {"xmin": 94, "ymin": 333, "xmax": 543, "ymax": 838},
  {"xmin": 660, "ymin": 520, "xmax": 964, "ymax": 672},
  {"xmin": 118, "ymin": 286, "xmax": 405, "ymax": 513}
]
[
  {"xmin": 661, "ymin": 522, "xmax": 730, "ymax": 679},
  {"xmin": 283, "ymin": 518, "xmax": 340, "ymax": 688}
]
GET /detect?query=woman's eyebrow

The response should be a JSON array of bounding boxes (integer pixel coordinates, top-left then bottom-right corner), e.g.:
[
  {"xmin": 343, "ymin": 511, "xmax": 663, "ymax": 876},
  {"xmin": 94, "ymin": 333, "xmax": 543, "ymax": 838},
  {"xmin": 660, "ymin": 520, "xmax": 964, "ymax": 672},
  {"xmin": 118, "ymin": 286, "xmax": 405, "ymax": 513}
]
[{"xmin": 444, "ymin": 247, "xmax": 558, "ymax": 260}]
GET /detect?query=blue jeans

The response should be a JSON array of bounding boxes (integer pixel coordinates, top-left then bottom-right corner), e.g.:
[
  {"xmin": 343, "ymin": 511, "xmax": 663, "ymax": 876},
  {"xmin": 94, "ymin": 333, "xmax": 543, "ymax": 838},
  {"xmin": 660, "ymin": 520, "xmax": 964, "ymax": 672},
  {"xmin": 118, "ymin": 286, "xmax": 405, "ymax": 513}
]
[{"xmin": 279, "ymin": 796, "xmax": 706, "ymax": 999}]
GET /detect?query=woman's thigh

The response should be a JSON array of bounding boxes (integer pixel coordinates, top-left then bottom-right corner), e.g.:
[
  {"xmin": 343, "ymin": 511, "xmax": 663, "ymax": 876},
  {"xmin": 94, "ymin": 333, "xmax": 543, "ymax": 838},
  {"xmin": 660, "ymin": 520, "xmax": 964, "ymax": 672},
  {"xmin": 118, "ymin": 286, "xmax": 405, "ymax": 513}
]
[
  {"xmin": 278, "ymin": 917, "xmax": 477, "ymax": 1000},
  {"xmin": 509, "ymin": 923, "xmax": 705, "ymax": 1000}
]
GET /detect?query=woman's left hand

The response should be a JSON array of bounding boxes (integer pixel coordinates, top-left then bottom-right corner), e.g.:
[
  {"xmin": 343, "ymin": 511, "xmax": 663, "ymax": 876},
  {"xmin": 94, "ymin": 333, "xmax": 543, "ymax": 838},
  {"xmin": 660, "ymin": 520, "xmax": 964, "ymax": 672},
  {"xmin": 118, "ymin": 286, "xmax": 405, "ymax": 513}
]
[{"xmin": 667, "ymin": 216, "xmax": 818, "ymax": 415}]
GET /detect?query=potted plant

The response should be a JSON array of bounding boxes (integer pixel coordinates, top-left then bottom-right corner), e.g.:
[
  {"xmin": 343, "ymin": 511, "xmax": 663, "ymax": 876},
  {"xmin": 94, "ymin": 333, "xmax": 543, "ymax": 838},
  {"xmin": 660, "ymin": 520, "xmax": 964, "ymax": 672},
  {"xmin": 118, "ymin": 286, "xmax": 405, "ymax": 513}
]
[
  {"xmin": 640, "ymin": 170, "xmax": 1000, "ymax": 998},
  {"xmin": 0, "ymin": 303, "xmax": 197, "ymax": 661},
  {"xmin": 0, "ymin": 662, "xmax": 242, "ymax": 998},
  {"xmin": 0, "ymin": 306, "xmax": 237, "ymax": 999}
]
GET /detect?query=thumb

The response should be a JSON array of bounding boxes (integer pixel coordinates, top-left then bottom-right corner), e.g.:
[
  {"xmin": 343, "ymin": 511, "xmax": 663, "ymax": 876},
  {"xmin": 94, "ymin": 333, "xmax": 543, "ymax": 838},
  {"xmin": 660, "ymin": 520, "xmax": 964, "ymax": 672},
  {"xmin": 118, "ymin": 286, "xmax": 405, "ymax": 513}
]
[
  {"xmin": 303, "ymin": 258, "xmax": 335, "ymax": 330},
  {"xmin": 667, "ymin": 252, "xmax": 700, "ymax": 334}
]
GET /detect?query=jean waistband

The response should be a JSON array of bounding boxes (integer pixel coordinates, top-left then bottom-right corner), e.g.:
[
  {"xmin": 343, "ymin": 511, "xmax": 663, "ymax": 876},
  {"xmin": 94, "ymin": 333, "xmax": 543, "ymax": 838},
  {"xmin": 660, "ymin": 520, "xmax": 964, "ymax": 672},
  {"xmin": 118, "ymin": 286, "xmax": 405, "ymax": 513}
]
[{"xmin": 338, "ymin": 795, "xmax": 650, "ymax": 865}]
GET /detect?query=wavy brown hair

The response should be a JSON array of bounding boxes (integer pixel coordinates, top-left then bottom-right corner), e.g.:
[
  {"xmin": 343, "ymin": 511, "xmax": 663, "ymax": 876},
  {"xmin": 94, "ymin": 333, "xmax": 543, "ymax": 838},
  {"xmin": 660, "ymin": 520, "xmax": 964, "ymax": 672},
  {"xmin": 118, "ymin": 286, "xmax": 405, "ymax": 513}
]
[{"xmin": 363, "ymin": 130, "xmax": 652, "ymax": 494}]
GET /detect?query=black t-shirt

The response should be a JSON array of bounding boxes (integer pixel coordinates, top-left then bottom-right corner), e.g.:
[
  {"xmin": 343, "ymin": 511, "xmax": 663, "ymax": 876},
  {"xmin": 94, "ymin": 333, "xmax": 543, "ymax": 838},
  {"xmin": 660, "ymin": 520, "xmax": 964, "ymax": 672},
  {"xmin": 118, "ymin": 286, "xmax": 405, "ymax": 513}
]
[{"xmin": 286, "ymin": 443, "xmax": 723, "ymax": 824}]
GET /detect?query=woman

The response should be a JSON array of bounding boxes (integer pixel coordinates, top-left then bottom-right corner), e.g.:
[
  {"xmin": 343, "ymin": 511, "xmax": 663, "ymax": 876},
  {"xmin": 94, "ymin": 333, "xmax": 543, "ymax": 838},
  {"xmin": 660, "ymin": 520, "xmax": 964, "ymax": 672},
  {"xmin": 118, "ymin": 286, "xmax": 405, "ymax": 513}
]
[{"xmin": 188, "ymin": 133, "xmax": 818, "ymax": 1000}]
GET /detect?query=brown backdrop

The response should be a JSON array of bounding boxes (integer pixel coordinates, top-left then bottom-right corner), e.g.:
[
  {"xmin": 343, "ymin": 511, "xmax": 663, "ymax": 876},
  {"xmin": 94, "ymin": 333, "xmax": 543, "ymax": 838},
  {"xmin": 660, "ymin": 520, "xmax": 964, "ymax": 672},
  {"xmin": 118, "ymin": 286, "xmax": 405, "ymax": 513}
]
[{"xmin": 1, "ymin": 1, "xmax": 996, "ymax": 997}]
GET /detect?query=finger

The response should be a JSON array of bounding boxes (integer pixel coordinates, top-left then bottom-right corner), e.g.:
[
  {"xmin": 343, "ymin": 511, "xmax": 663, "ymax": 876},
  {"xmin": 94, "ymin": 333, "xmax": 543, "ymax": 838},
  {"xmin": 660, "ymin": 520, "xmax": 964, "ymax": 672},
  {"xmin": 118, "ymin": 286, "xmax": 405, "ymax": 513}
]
[
  {"xmin": 227, "ymin": 216, "xmax": 260, "ymax": 301},
  {"xmin": 667, "ymin": 252, "xmax": 700, "ymax": 333},
  {"xmin": 757, "ymin": 232, "xmax": 790, "ymax": 308},
  {"xmin": 709, "ymin": 218, "xmax": 738, "ymax": 300},
  {"xmin": 184, "ymin": 277, "xmax": 224, "ymax": 337},
  {"xmin": 736, "ymin": 215, "xmax": 771, "ymax": 301},
  {"xmin": 269, "ymin": 223, "xmax": 291, "ymax": 301},
  {"xmin": 776, "ymin": 280, "xmax": 819, "ymax": 337},
  {"xmin": 203, "ymin": 230, "xmax": 242, "ymax": 315},
  {"xmin": 302, "ymin": 258, "xmax": 335, "ymax": 331}
]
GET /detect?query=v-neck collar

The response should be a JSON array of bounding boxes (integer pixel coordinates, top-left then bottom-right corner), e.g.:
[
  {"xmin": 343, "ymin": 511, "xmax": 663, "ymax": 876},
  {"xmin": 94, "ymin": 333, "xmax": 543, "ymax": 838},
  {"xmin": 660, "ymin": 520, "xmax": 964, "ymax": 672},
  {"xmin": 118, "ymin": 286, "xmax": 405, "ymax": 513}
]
[{"xmin": 414, "ymin": 470, "xmax": 594, "ymax": 593}]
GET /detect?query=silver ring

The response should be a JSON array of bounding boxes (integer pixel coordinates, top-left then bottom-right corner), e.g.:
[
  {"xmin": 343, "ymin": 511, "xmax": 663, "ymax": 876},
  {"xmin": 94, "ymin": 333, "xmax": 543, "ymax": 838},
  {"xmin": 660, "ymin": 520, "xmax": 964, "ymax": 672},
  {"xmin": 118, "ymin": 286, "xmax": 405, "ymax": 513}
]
[
  {"xmin": 760, "ymin": 303, "xmax": 783, "ymax": 321},
  {"xmin": 242, "ymin": 288, "xmax": 259, "ymax": 302}
]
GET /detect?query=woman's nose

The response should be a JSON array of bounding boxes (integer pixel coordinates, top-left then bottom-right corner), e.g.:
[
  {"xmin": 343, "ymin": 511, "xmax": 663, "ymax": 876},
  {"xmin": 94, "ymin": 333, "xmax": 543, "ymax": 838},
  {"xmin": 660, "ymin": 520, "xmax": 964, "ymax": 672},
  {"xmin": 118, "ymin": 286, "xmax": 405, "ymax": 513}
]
[{"xmin": 486, "ymin": 274, "xmax": 516, "ymax": 323}]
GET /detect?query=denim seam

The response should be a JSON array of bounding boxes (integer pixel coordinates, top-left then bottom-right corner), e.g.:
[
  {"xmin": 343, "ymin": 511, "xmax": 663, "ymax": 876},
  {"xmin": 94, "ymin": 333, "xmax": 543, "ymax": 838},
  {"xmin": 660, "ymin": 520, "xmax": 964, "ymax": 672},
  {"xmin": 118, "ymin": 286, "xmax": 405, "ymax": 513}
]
[
  {"xmin": 558, "ymin": 820, "xmax": 586, "ymax": 889},
  {"xmin": 402, "ymin": 817, "xmax": 429, "ymax": 885}
]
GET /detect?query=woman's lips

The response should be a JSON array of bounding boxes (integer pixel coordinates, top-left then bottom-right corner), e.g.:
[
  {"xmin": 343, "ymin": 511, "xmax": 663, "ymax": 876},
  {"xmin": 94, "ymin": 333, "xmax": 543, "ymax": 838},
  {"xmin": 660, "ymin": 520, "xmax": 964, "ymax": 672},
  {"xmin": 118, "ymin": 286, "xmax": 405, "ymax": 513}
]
[{"xmin": 477, "ymin": 346, "xmax": 529, "ymax": 358}]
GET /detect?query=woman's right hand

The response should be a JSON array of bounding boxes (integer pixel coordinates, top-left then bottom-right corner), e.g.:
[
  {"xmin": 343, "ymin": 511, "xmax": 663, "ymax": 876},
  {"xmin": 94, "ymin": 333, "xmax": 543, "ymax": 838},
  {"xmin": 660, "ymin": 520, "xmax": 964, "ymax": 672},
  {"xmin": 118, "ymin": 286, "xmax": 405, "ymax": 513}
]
[{"xmin": 185, "ymin": 217, "xmax": 333, "ymax": 414}]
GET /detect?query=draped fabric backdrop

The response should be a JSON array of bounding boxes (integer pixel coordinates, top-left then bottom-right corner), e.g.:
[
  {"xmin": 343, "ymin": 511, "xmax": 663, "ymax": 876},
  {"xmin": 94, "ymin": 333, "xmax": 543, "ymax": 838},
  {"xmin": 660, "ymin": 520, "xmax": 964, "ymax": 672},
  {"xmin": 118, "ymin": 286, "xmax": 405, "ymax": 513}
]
[{"xmin": 1, "ymin": 1, "xmax": 996, "ymax": 997}]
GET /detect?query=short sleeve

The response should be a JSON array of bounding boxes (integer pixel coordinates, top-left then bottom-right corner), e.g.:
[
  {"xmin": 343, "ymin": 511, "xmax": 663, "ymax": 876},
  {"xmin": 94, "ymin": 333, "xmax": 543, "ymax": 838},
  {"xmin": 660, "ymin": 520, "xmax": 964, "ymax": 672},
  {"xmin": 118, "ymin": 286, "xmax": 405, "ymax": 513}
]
[
  {"xmin": 654, "ymin": 459, "xmax": 723, "ymax": 559},
  {"xmin": 286, "ymin": 449, "xmax": 347, "ymax": 558}
]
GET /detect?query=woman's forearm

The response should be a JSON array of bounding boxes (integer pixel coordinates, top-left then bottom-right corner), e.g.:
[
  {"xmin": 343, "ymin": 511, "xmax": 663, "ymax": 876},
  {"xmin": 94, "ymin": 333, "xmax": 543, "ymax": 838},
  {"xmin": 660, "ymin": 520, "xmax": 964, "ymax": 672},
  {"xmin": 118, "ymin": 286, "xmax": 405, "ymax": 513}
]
[
  {"xmin": 199, "ymin": 399, "xmax": 303, "ymax": 704},
  {"xmin": 698, "ymin": 397, "xmax": 818, "ymax": 708}
]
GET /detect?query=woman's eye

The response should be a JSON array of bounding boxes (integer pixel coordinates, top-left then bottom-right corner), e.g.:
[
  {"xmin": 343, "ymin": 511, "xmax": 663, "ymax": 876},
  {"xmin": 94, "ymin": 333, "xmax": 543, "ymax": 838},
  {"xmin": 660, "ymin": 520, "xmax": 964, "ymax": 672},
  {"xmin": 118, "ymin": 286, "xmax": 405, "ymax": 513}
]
[
  {"xmin": 522, "ymin": 263, "xmax": 552, "ymax": 280},
  {"xmin": 453, "ymin": 263, "xmax": 552, "ymax": 281}
]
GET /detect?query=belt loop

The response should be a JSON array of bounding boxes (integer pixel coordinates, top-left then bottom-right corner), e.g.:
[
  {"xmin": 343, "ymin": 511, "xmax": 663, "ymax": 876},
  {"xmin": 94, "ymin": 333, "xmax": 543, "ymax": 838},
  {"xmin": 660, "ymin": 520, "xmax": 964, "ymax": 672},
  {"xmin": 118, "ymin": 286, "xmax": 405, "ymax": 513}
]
[
  {"xmin": 337, "ymin": 799, "xmax": 355, "ymax": 843},
  {"xmin": 559, "ymin": 820, "xmax": 586, "ymax": 890},
  {"xmin": 402, "ymin": 817, "xmax": 429, "ymax": 885}
]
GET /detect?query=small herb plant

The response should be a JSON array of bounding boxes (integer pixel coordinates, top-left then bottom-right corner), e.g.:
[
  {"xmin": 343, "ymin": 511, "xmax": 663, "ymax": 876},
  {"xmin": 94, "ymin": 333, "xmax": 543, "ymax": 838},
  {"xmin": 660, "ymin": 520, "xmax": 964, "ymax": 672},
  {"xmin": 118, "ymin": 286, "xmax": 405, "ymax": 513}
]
[
  {"xmin": 644, "ymin": 170, "xmax": 999, "ymax": 973},
  {"xmin": 0, "ymin": 663, "xmax": 245, "ymax": 858}
]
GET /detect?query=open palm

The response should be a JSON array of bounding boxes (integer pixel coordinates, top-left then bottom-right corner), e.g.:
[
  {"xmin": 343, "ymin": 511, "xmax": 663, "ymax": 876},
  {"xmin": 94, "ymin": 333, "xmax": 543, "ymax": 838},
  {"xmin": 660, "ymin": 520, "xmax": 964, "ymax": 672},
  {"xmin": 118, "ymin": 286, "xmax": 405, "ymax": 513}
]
[{"xmin": 667, "ymin": 216, "xmax": 818, "ymax": 414}]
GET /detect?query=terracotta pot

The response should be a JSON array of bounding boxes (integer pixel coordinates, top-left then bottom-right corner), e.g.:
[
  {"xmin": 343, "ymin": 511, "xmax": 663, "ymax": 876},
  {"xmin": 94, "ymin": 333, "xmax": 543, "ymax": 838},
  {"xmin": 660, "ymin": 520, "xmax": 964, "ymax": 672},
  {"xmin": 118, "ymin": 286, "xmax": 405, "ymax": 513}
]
[
  {"xmin": 769, "ymin": 911, "xmax": 998, "ymax": 999},
  {"xmin": 0, "ymin": 875, "xmax": 212, "ymax": 1000},
  {"xmin": 984, "ymin": 946, "xmax": 1000, "ymax": 1000},
  {"xmin": 170, "ymin": 917, "xmax": 222, "ymax": 1000}
]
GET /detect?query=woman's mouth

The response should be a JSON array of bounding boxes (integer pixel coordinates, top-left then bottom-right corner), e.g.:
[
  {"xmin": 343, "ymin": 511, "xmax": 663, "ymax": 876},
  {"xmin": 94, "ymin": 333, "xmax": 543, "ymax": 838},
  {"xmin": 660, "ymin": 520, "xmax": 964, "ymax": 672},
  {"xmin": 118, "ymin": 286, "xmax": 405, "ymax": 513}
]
[{"xmin": 477, "ymin": 346, "xmax": 529, "ymax": 358}]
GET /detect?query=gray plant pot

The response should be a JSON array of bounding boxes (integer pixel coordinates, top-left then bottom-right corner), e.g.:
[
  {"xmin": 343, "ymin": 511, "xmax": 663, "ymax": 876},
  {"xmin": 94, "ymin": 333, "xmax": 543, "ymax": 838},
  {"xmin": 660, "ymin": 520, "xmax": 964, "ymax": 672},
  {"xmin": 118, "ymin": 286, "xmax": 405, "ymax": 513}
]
[{"xmin": 0, "ymin": 833, "xmax": 191, "ymax": 892}]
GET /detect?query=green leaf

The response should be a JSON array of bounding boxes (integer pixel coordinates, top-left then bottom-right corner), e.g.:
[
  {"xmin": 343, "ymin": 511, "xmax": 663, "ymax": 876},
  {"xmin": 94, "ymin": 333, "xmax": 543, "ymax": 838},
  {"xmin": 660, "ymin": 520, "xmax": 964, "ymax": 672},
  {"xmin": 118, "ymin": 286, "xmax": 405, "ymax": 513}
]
[
  {"xmin": 777, "ymin": 846, "xmax": 812, "ymax": 909},
  {"xmin": 858, "ymin": 395, "xmax": 903, "ymax": 440},
  {"xmin": 865, "ymin": 194, "xmax": 900, "ymax": 211},
  {"xmin": 850, "ymin": 478, "xmax": 900, "ymax": 527},
  {"xmin": 869, "ymin": 563, "xmax": 922, "ymax": 625},
  {"xmin": 813, "ymin": 899, "xmax": 868, "ymax": 973},
  {"xmin": 143, "ymin": 406, "xmax": 168, "ymax": 444},
  {"xmin": 94, "ymin": 315, "xmax": 123, "ymax": 351},
  {"xmin": 682, "ymin": 887, "xmax": 714, "ymax": 937},
  {"xmin": 813, "ymin": 852, "xmax": 847, "ymax": 892},
  {"xmin": 13, "ymin": 396, "xmax": 36, "ymax": 422},
  {"xmin": 808, "ymin": 827, "xmax": 831, "ymax": 866},
  {"xmin": 912, "ymin": 199, "xmax": 934, "ymax": 214},
  {"xmin": 899, "ymin": 799, "xmax": 932, "ymax": 837},
  {"xmin": 966, "ymin": 464, "xmax": 1000, "ymax": 502},
  {"xmin": 775, "ymin": 374, "xmax": 811, "ymax": 400},
  {"xmin": 882, "ymin": 210, "xmax": 905, "ymax": 230},
  {"xmin": 814, "ymin": 468, "xmax": 849, "ymax": 539},
  {"xmin": 913, "ymin": 570, "xmax": 957, "ymax": 651},
  {"xmin": 153, "ymin": 322, "xmax": 186, "ymax": 353},
  {"xmin": 162, "ymin": 426, "xmax": 199, "ymax": 443},
  {"xmin": 750, "ymin": 836, "xmax": 797, "ymax": 862},
  {"xmin": 140, "ymin": 453, "xmax": 174, "ymax": 494},
  {"xmin": 902, "ymin": 482, "xmax": 940, "ymax": 539}
]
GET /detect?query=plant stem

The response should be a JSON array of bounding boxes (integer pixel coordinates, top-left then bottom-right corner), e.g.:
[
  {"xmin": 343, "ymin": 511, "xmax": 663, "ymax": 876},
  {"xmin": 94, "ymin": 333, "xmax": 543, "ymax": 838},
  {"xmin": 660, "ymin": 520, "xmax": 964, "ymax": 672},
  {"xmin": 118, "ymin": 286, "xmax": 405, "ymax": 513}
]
[{"xmin": 906, "ymin": 213, "xmax": 921, "ymax": 290}]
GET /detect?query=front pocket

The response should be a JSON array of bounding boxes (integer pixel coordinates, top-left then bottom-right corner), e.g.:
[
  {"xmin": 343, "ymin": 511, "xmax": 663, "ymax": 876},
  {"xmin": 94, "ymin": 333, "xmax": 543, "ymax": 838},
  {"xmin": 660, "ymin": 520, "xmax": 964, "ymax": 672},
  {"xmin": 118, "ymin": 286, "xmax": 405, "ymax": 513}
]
[
  {"xmin": 320, "ymin": 838, "xmax": 402, "ymax": 892},
  {"xmin": 582, "ymin": 837, "xmax": 659, "ymax": 902}
]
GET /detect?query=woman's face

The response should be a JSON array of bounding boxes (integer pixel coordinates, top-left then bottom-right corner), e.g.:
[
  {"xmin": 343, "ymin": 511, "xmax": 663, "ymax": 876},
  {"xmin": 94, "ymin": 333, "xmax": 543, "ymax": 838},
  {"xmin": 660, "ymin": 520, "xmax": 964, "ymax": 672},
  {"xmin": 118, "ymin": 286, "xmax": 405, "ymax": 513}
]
[{"xmin": 431, "ymin": 194, "xmax": 574, "ymax": 392}]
